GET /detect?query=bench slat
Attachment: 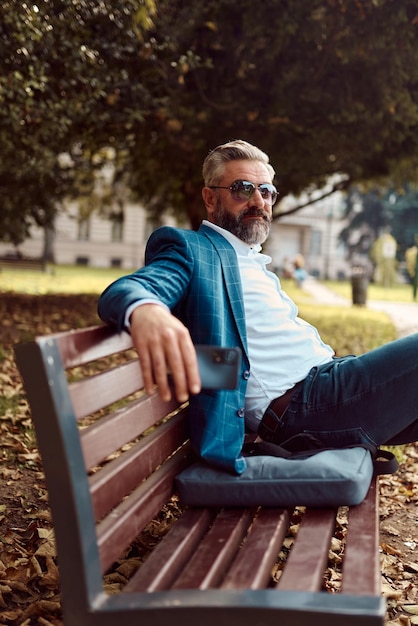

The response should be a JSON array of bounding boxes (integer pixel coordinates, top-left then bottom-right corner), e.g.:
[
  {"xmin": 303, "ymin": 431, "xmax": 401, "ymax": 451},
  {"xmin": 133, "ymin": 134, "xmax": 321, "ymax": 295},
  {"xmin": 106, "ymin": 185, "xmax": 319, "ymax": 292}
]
[
  {"xmin": 55, "ymin": 325, "xmax": 134, "ymax": 368},
  {"xmin": 89, "ymin": 412, "xmax": 189, "ymax": 521},
  {"xmin": 69, "ymin": 360, "xmax": 143, "ymax": 419},
  {"xmin": 97, "ymin": 448, "xmax": 191, "ymax": 573},
  {"xmin": 172, "ymin": 509, "xmax": 253, "ymax": 590},
  {"xmin": 221, "ymin": 507, "xmax": 290, "ymax": 589},
  {"xmin": 81, "ymin": 394, "xmax": 182, "ymax": 470},
  {"xmin": 124, "ymin": 508, "xmax": 216, "ymax": 592},
  {"xmin": 342, "ymin": 478, "xmax": 380, "ymax": 595},
  {"xmin": 277, "ymin": 508, "xmax": 336, "ymax": 592}
]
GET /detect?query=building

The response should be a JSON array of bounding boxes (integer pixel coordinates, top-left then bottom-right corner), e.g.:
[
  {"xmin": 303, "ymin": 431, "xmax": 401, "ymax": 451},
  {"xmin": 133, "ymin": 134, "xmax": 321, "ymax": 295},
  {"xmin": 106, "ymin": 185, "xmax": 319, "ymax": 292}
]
[
  {"xmin": 0, "ymin": 182, "xmax": 350, "ymax": 279},
  {"xmin": 268, "ymin": 179, "xmax": 350, "ymax": 280}
]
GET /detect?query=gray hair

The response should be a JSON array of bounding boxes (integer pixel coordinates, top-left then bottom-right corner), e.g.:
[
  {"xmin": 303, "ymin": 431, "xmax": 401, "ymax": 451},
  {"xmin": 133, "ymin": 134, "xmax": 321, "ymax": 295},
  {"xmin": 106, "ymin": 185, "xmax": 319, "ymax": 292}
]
[{"xmin": 202, "ymin": 139, "xmax": 275, "ymax": 186}]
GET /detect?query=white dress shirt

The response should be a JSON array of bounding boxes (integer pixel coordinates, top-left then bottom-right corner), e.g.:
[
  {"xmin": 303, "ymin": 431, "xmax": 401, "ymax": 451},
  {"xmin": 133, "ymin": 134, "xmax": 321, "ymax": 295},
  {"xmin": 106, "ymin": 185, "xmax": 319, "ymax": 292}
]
[
  {"xmin": 125, "ymin": 221, "xmax": 334, "ymax": 431},
  {"xmin": 203, "ymin": 221, "xmax": 334, "ymax": 431}
]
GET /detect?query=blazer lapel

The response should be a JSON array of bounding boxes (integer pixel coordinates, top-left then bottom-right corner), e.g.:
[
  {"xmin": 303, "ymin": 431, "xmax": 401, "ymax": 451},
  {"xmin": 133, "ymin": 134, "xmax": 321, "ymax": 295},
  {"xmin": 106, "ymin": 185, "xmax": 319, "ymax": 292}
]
[{"xmin": 199, "ymin": 224, "xmax": 248, "ymax": 355}]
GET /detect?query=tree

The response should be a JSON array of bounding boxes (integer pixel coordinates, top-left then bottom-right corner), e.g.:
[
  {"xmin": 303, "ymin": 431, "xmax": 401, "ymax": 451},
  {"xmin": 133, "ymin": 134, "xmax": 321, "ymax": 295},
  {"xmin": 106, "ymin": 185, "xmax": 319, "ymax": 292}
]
[
  {"xmin": 339, "ymin": 187, "xmax": 392, "ymax": 263},
  {"xmin": 0, "ymin": 0, "xmax": 156, "ymax": 245},
  {"xmin": 339, "ymin": 182, "xmax": 418, "ymax": 260},
  {"xmin": 125, "ymin": 0, "xmax": 418, "ymax": 228},
  {"xmin": 388, "ymin": 186, "xmax": 418, "ymax": 256},
  {"xmin": 370, "ymin": 233, "xmax": 397, "ymax": 286},
  {"xmin": 2, "ymin": 0, "xmax": 418, "ymax": 239}
]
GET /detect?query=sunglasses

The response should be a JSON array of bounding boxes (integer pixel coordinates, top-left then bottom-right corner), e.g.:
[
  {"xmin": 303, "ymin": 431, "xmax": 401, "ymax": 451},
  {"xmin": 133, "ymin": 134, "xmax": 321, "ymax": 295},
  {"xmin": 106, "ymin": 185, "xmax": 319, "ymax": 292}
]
[{"xmin": 209, "ymin": 180, "xmax": 278, "ymax": 205}]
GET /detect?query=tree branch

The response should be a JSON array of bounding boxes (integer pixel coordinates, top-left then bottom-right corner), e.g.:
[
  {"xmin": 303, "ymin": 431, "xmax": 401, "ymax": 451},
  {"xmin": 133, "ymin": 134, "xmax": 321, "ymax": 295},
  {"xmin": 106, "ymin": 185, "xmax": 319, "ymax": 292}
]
[{"xmin": 272, "ymin": 176, "xmax": 351, "ymax": 220}]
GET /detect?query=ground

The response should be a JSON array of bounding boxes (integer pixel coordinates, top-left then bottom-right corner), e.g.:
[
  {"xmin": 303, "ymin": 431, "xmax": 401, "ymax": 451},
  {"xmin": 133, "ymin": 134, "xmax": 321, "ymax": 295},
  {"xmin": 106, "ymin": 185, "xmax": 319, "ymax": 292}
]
[
  {"xmin": 379, "ymin": 445, "xmax": 418, "ymax": 625},
  {"xmin": 0, "ymin": 292, "xmax": 100, "ymax": 625},
  {"xmin": 1, "ymin": 292, "xmax": 418, "ymax": 625}
]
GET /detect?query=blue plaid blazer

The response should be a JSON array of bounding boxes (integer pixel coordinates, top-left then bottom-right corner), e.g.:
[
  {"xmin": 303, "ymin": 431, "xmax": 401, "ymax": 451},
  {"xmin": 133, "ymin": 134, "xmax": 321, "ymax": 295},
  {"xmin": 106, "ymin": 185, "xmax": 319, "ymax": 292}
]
[{"xmin": 98, "ymin": 224, "xmax": 250, "ymax": 473}]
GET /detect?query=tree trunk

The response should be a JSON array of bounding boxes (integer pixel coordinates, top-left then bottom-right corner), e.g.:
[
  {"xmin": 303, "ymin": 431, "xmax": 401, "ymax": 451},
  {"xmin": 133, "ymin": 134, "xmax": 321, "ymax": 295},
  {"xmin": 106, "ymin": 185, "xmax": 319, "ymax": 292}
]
[{"xmin": 42, "ymin": 225, "xmax": 55, "ymax": 263}]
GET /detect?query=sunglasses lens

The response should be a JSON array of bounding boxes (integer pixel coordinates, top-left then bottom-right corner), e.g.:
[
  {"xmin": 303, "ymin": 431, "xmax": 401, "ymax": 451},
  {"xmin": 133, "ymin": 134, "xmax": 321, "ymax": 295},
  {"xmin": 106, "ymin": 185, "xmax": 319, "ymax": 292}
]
[
  {"xmin": 259, "ymin": 184, "xmax": 278, "ymax": 205},
  {"xmin": 230, "ymin": 181, "xmax": 255, "ymax": 201}
]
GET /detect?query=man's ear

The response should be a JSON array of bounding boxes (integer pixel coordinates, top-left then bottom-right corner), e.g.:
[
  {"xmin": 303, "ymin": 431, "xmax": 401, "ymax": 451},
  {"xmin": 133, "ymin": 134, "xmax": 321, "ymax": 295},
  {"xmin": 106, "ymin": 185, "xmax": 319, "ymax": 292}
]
[{"xmin": 202, "ymin": 187, "xmax": 216, "ymax": 219}]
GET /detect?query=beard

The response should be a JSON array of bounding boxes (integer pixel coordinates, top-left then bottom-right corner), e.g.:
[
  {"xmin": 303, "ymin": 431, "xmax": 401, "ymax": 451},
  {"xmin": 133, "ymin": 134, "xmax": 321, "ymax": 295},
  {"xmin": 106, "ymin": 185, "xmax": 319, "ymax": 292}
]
[{"xmin": 213, "ymin": 201, "xmax": 272, "ymax": 245}]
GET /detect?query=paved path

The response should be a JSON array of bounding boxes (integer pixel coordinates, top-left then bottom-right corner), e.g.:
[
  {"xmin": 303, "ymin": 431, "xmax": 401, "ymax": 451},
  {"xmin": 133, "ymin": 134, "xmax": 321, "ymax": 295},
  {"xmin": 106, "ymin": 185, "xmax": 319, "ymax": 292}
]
[{"xmin": 302, "ymin": 277, "xmax": 418, "ymax": 338}]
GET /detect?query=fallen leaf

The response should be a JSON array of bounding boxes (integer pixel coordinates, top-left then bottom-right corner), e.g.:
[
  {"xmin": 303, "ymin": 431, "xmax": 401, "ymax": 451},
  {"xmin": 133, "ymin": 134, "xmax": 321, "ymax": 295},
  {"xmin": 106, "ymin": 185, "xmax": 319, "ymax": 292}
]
[
  {"xmin": 382, "ymin": 581, "xmax": 403, "ymax": 598},
  {"xmin": 381, "ymin": 542, "xmax": 404, "ymax": 556},
  {"xmin": 404, "ymin": 562, "xmax": 418, "ymax": 574}
]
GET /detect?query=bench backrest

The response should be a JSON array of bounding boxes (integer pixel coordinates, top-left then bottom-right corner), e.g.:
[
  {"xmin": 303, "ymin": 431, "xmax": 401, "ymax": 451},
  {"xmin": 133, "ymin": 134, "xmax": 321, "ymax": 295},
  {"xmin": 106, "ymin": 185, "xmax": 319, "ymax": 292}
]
[
  {"xmin": 15, "ymin": 325, "xmax": 191, "ymax": 621},
  {"xmin": 0, "ymin": 257, "xmax": 46, "ymax": 271}
]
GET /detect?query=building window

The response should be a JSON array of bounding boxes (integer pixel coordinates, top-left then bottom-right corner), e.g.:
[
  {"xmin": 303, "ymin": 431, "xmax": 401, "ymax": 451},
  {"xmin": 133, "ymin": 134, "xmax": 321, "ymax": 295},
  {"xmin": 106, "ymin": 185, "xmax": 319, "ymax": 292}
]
[
  {"xmin": 110, "ymin": 212, "xmax": 124, "ymax": 242},
  {"xmin": 78, "ymin": 218, "xmax": 90, "ymax": 241},
  {"xmin": 310, "ymin": 230, "xmax": 322, "ymax": 256}
]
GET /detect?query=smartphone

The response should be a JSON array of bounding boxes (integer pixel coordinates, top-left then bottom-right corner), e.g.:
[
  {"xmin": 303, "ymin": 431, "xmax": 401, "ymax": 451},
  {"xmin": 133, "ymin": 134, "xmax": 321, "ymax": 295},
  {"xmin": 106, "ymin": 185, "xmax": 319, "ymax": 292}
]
[{"xmin": 196, "ymin": 345, "xmax": 242, "ymax": 390}]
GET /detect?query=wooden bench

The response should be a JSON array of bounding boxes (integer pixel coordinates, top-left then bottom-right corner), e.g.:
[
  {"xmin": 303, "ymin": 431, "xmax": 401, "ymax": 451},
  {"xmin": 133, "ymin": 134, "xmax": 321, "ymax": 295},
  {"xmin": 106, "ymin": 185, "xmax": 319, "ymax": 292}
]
[
  {"xmin": 14, "ymin": 325, "xmax": 386, "ymax": 626},
  {"xmin": 0, "ymin": 256, "xmax": 46, "ymax": 272}
]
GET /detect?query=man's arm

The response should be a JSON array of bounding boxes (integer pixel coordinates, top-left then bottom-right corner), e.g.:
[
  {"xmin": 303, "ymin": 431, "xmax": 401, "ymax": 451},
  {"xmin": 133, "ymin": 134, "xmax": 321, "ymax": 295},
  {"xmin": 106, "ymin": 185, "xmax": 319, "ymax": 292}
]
[
  {"xmin": 98, "ymin": 227, "xmax": 194, "ymax": 331},
  {"xmin": 129, "ymin": 304, "xmax": 201, "ymax": 402},
  {"xmin": 98, "ymin": 227, "xmax": 201, "ymax": 401}
]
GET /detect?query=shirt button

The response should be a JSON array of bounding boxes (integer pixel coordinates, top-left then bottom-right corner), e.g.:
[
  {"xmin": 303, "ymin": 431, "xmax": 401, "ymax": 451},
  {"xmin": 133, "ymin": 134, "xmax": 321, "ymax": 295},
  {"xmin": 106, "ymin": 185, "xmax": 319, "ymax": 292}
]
[
  {"xmin": 243, "ymin": 370, "xmax": 251, "ymax": 380},
  {"xmin": 237, "ymin": 408, "xmax": 245, "ymax": 418}
]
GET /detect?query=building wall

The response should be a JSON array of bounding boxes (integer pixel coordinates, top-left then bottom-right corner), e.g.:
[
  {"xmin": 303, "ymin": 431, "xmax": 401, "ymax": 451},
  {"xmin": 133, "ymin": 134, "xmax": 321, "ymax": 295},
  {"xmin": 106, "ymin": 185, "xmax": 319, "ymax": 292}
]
[
  {"xmin": 267, "ymin": 187, "xmax": 350, "ymax": 280},
  {"xmin": 0, "ymin": 185, "xmax": 350, "ymax": 279},
  {"xmin": 0, "ymin": 201, "xmax": 150, "ymax": 270}
]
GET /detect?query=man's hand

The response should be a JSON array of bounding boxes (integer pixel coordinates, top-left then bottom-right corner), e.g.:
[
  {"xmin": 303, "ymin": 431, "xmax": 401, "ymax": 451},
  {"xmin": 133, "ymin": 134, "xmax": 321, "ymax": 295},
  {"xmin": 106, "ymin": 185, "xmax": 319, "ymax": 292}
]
[{"xmin": 129, "ymin": 304, "xmax": 201, "ymax": 403}]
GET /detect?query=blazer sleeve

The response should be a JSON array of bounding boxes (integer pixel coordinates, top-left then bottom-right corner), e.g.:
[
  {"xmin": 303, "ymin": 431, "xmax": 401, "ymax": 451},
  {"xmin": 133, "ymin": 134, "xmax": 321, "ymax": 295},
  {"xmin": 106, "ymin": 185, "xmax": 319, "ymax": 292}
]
[{"xmin": 98, "ymin": 227, "xmax": 194, "ymax": 331}]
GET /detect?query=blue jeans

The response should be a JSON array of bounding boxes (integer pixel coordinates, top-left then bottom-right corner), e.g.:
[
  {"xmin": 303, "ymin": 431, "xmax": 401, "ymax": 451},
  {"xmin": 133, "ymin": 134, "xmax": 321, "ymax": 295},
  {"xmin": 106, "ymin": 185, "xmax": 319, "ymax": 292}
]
[{"xmin": 274, "ymin": 333, "xmax": 418, "ymax": 451}]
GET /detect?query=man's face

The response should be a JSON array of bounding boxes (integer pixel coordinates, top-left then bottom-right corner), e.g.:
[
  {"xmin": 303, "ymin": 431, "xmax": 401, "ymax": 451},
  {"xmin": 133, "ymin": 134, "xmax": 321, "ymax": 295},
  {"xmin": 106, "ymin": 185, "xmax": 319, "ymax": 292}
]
[{"xmin": 204, "ymin": 160, "xmax": 274, "ymax": 245}]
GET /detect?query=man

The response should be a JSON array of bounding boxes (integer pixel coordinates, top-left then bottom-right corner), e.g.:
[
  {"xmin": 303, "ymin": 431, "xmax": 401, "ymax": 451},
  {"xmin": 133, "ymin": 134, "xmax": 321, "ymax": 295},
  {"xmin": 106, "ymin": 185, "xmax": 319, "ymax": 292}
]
[{"xmin": 98, "ymin": 139, "xmax": 418, "ymax": 474}]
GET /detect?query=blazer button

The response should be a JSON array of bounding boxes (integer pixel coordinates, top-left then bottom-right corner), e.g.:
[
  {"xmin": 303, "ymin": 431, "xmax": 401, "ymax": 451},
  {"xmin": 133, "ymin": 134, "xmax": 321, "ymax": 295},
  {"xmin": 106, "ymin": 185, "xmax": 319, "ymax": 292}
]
[
  {"xmin": 237, "ymin": 408, "xmax": 245, "ymax": 418},
  {"xmin": 243, "ymin": 370, "xmax": 251, "ymax": 380}
]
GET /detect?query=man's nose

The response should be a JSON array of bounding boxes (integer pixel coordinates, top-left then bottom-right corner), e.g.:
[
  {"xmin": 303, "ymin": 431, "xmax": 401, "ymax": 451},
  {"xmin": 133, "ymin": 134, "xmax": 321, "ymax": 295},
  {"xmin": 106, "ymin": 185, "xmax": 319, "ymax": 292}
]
[{"xmin": 251, "ymin": 188, "xmax": 266, "ymax": 208}]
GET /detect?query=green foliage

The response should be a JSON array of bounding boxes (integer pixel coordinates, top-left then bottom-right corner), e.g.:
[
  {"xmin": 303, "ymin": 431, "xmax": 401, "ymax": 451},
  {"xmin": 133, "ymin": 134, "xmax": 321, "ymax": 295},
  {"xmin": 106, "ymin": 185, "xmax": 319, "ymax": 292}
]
[
  {"xmin": 2, "ymin": 0, "xmax": 418, "ymax": 236},
  {"xmin": 0, "ymin": 0, "xmax": 156, "ymax": 243},
  {"xmin": 0, "ymin": 393, "xmax": 24, "ymax": 417},
  {"xmin": 405, "ymin": 244, "xmax": 418, "ymax": 299},
  {"xmin": 339, "ymin": 185, "xmax": 418, "ymax": 266},
  {"xmin": 339, "ymin": 188, "xmax": 392, "ymax": 259},
  {"xmin": 405, "ymin": 245, "xmax": 417, "ymax": 278},
  {"xmin": 388, "ymin": 186, "xmax": 418, "ymax": 254},
  {"xmin": 370, "ymin": 233, "xmax": 397, "ymax": 286},
  {"xmin": 128, "ymin": 0, "xmax": 418, "ymax": 227}
]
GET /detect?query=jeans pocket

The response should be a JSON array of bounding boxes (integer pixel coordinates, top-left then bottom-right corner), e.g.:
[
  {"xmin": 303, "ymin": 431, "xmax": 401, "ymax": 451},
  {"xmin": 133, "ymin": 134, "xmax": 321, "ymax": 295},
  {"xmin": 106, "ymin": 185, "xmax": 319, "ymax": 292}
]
[{"xmin": 298, "ymin": 426, "xmax": 377, "ymax": 451}]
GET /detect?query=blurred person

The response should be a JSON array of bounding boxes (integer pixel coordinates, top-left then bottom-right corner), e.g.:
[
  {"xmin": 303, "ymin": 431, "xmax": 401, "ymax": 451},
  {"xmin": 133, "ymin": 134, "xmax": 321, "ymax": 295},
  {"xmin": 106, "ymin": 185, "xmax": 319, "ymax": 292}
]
[{"xmin": 293, "ymin": 253, "xmax": 308, "ymax": 287}]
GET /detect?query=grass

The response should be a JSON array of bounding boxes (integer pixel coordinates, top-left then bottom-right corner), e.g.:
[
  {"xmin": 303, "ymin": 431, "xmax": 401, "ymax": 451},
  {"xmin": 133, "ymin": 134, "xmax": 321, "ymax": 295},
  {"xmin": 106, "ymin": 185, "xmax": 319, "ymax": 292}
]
[
  {"xmin": 325, "ymin": 279, "xmax": 416, "ymax": 303},
  {"xmin": 0, "ymin": 266, "xmax": 400, "ymax": 355},
  {"xmin": 280, "ymin": 278, "xmax": 397, "ymax": 353},
  {"xmin": 0, "ymin": 264, "xmax": 131, "ymax": 295},
  {"xmin": 0, "ymin": 393, "xmax": 23, "ymax": 417},
  {"xmin": 298, "ymin": 304, "xmax": 396, "ymax": 353},
  {"xmin": 1, "ymin": 265, "xmax": 413, "ymax": 301}
]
